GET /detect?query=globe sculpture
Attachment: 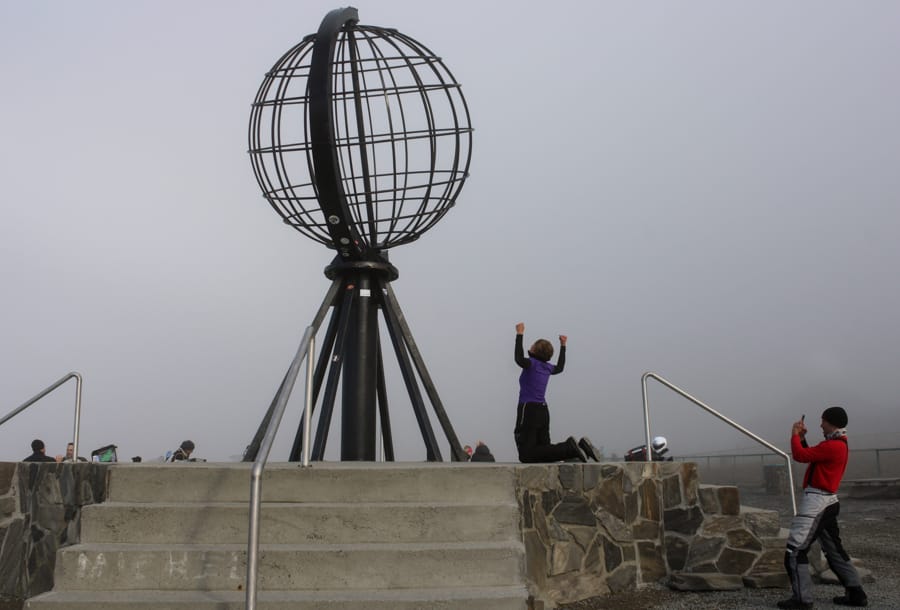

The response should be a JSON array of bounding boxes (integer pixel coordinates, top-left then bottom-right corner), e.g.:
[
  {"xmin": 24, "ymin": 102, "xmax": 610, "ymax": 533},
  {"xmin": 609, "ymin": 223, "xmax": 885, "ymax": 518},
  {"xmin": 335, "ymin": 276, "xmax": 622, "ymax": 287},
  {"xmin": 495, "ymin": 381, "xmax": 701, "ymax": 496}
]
[{"xmin": 244, "ymin": 7, "xmax": 473, "ymax": 461}]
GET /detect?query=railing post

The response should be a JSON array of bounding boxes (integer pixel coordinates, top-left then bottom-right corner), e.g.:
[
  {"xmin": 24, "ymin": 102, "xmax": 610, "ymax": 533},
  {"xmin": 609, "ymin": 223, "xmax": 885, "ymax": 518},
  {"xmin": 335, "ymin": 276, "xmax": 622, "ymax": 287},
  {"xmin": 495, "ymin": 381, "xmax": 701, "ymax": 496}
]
[
  {"xmin": 641, "ymin": 372, "xmax": 797, "ymax": 515},
  {"xmin": 0, "ymin": 372, "xmax": 83, "ymax": 461},
  {"xmin": 302, "ymin": 336, "xmax": 316, "ymax": 468},
  {"xmin": 246, "ymin": 327, "xmax": 315, "ymax": 610}
]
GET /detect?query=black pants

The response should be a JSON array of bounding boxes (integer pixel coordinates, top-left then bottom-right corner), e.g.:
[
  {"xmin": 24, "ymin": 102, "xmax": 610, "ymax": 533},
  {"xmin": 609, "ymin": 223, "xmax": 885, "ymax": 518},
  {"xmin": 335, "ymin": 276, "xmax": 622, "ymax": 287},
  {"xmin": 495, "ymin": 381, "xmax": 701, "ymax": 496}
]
[{"xmin": 514, "ymin": 402, "xmax": 578, "ymax": 463}]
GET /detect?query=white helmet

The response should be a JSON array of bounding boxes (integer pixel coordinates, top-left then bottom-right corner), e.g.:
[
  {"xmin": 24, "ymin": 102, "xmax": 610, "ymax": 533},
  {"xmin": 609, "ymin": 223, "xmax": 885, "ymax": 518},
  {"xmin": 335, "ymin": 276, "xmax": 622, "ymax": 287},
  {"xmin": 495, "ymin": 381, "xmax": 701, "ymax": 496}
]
[{"xmin": 651, "ymin": 436, "xmax": 667, "ymax": 452}]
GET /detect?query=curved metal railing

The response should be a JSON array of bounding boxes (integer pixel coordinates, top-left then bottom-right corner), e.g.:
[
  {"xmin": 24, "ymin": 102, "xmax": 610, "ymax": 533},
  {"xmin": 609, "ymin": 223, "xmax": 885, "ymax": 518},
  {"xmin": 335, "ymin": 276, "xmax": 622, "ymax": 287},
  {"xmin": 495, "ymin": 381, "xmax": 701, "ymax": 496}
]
[
  {"xmin": 246, "ymin": 327, "xmax": 316, "ymax": 610},
  {"xmin": 641, "ymin": 371, "xmax": 797, "ymax": 515},
  {"xmin": 0, "ymin": 372, "xmax": 83, "ymax": 461}
]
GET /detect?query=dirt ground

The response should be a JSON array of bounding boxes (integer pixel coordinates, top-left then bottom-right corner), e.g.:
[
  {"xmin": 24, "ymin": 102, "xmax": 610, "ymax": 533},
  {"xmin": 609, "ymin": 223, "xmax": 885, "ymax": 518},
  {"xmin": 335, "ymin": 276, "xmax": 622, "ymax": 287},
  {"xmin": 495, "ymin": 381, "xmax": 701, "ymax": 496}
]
[{"xmin": 560, "ymin": 489, "xmax": 900, "ymax": 610}]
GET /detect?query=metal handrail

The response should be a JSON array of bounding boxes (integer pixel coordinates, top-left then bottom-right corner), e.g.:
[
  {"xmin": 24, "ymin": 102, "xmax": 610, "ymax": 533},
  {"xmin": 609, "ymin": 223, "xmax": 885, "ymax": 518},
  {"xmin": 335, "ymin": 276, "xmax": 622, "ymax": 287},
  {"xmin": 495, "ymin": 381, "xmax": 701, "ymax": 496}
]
[
  {"xmin": 0, "ymin": 372, "xmax": 83, "ymax": 462},
  {"xmin": 246, "ymin": 327, "xmax": 316, "ymax": 610},
  {"xmin": 641, "ymin": 372, "xmax": 797, "ymax": 515}
]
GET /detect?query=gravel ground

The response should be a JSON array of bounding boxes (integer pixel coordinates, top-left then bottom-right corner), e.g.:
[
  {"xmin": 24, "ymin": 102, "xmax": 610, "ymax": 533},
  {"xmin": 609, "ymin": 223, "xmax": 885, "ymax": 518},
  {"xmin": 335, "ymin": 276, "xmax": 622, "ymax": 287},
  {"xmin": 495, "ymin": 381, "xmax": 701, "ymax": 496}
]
[{"xmin": 560, "ymin": 488, "xmax": 900, "ymax": 610}]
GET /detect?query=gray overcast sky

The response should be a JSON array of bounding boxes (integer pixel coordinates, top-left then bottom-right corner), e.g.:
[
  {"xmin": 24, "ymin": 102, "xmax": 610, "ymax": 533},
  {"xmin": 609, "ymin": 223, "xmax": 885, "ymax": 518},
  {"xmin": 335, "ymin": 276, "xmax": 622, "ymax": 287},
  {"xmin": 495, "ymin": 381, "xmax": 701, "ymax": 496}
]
[{"xmin": 2, "ymin": 1, "xmax": 899, "ymax": 463}]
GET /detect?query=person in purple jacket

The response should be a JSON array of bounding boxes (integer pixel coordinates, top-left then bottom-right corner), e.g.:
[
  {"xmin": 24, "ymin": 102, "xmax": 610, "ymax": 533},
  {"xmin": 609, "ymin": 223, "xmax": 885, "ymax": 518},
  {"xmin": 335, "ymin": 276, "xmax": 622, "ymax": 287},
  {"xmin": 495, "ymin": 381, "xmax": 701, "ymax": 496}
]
[{"xmin": 513, "ymin": 322, "xmax": 601, "ymax": 463}]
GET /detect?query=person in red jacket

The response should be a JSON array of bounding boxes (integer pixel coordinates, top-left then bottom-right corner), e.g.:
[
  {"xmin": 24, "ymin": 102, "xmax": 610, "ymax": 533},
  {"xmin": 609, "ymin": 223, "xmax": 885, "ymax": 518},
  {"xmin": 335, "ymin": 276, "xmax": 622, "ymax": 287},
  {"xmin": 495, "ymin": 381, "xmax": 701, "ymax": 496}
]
[{"xmin": 777, "ymin": 406, "xmax": 868, "ymax": 609}]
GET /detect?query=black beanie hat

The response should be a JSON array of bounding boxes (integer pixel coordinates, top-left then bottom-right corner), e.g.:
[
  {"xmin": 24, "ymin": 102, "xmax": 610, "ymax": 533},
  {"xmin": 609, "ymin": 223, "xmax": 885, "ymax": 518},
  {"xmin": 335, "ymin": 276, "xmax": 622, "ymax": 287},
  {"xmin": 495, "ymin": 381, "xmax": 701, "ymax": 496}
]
[{"xmin": 822, "ymin": 406, "xmax": 848, "ymax": 428}]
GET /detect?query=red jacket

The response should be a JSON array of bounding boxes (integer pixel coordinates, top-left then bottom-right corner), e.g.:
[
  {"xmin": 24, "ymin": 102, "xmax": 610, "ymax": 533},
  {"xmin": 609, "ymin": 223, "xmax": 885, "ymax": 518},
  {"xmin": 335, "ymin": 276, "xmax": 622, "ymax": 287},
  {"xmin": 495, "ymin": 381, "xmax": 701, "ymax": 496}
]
[{"xmin": 791, "ymin": 434, "xmax": 848, "ymax": 493}]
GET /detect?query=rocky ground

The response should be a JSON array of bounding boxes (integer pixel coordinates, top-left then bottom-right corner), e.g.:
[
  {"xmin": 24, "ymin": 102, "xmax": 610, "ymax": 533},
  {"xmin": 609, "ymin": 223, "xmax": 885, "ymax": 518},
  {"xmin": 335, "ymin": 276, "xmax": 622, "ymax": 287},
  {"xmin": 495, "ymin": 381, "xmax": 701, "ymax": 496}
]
[{"xmin": 560, "ymin": 488, "xmax": 900, "ymax": 610}]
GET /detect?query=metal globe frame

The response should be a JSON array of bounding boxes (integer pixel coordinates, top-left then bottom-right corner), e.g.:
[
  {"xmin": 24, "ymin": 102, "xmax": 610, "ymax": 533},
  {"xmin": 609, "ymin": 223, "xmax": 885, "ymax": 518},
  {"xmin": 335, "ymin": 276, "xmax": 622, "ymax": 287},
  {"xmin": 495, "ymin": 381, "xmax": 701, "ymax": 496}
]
[{"xmin": 244, "ymin": 7, "xmax": 472, "ymax": 462}]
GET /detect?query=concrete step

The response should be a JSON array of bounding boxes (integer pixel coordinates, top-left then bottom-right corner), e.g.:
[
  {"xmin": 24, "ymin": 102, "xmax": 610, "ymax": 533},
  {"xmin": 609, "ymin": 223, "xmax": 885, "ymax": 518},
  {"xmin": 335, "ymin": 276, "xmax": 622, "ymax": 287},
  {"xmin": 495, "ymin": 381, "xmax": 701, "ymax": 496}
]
[
  {"xmin": 26, "ymin": 586, "xmax": 529, "ymax": 609},
  {"xmin": 105, "ymin": 463, "xmax": 516, "ymax": 504},
  {"xmin": 81, "ymin": 501, "xmax": 519, "ymax": 544},
  {"xmin": 52, "ymin": 541, "xmax": 525, "ymax": 591}
]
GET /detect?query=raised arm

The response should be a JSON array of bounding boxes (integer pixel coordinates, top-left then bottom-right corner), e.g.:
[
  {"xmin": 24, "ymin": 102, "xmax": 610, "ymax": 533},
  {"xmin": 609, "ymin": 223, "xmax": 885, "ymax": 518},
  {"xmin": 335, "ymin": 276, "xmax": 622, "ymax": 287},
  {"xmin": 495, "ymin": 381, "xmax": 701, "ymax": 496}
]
[
  {"xmin": 514, "ymin": 323, "xmax": 530, "ymax": 368},
  {"xmin": 552, "ymin": 334, "xmax": 567, "ymax": 374}
]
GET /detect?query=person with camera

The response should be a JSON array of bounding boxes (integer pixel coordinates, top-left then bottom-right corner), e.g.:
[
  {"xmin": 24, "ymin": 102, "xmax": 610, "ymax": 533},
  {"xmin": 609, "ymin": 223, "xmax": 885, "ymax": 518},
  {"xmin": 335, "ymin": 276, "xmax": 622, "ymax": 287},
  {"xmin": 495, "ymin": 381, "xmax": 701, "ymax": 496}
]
[{"xmin": 778, "ymin": 406, "xmax": 868, "ymax": 609}]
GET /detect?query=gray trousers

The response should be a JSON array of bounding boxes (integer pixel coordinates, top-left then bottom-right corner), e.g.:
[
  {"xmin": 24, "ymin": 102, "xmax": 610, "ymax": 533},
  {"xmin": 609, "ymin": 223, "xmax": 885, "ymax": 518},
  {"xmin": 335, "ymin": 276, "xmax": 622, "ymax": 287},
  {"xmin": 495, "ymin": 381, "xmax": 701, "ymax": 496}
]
[{"xmin": 784, "ymin": 489, "xmax": 861, "ymax": 603}]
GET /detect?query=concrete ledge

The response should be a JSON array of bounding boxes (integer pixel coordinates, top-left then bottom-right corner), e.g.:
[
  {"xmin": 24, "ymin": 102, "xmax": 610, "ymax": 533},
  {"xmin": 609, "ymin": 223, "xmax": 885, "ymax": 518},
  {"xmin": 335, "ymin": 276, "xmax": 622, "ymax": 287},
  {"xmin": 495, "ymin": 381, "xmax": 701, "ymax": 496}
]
[{"xmin": 843, "ymin": 478, "xmax": 900, "ymax": 499}]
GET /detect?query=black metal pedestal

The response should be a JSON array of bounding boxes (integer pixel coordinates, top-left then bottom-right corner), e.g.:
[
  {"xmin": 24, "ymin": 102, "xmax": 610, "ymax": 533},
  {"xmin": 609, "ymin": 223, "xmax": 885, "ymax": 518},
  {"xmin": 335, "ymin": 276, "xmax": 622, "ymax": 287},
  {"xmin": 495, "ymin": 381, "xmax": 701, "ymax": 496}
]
[{"xmin": 244, "ymin": 256, "xmax": 467, "ymax": 462}]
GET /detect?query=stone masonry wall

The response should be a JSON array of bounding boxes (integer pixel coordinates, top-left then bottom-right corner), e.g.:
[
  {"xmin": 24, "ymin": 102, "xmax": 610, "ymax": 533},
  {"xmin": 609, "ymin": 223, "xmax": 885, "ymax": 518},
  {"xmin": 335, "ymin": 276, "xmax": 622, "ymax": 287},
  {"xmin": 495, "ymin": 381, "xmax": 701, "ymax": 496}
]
[
  {"xmin": 516, "ymin": 461, "xmax": 786, "ymax": 608},
  {"xmin": 0, "ymin": 462, "xmax": 108, "ymax": 608}
]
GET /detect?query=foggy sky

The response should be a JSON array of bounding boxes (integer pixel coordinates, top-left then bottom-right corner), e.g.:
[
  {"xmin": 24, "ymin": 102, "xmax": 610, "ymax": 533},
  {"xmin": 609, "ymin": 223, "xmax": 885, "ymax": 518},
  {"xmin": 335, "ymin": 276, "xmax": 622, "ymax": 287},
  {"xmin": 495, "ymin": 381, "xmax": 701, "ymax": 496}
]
[{"xmin": 2, "ymin": 1, "xmax": 899, "ymax": 463}]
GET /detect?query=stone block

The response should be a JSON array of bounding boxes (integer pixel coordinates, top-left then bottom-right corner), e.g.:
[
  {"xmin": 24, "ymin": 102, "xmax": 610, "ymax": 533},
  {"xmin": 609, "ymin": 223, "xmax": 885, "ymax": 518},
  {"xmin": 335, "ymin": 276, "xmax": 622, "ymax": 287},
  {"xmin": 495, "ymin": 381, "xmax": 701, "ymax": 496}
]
[
  {"xmin": 750, "ymin": 548, "xmax": 787, "ymax": 574},
  {"xmin": 596, "ymin": 507, "xmax": 631, "ymax": 543},
  {"xmin": 524, "ymin": 529, "xmax": 548, "ymax": 590},
  {"xmin": 583, "ymin": 537, "xmax": 601, "ymax": 572},
  {"xmin": 558, "ymin": 464, "xmax": 581, "ymax": 494},
  {"xmin": 568, "ymin": 526, "xmax": 595, "ymax": 551},
  {"xmin": 0, "ymin": 497, "xmax": 15, "ymax": 520},
  {"xmin": 716, "ymin": 486, "xmax": 741, "ymax": 515},
  {"xmin": 633, "ymin": 518, "xmax": 660, "ymax": 540},
  {"xmin": 699, "ymin": 485, "xmax": 720, "ymax": 514},
  {"xmin": 547, "ymin": 517, "xmax": 571, "ymax": 542},
  {"xmin": 663, "ymin": 506, "xmax": 704, "ymax": 535},
  {"xmin": 743, "ymin": 572, "xmax": 790, "ymax": 588},
  {"xmin": 686, "ymin": 535, "xmax": 724, "ymax": 567},
  {"xmin": 550, "ymin": 541, "xmax": 583, "ymax": 576},
  {"xmin": 700, "ymin": 514, "xmax": 743, "ymax": 536},
  {"xmin": 520, "ymin": 466, "xmax": 554, "ymax": 491},
  {"xmin": 0, "ymin": 518, "xmax": 25, "ymax": 596},
  {"xmin": 522, "ymin": 490, "xmax": 533, "ymax": 529},
  {"xmin": 0, "ymin": 463, "xmax": 15, "ymax": 496},
  {"xmin": 546, "ymin": 570, "xmax": 609, "ymax": 605},
  {"xmin": 668, "ymin": 572, "xmax": 744, "ymax": 591},
  {"xmin": 716, "ymin": 547, "xmax": 757, "ymax": 575},
  {"xmin": 742, "ymin": 507, "xmax": 781, "ymax": 538},
  {"xmin": 582, "ymin": 464, "xmax": 601, "ymax": 491},
  {"xmin": 638, "ymin": 478, "xmax": 660, "ymax": 521},
  {"xmin": 592, "ymin": 470, "xmax": 625, "ymax": 520},
  {"xmin": 681, "ymin": 463, "xmax": 699, "ymax": 505},
  {"xmin": 541, "ymin": 489, "xmax": 560, "ymax": 516},
  {"xmin": 658, "ymin": 461, "xmax": 682, "ymax": 478},
  {"xmin": 553, "ymin": 496, "xmax": 595, "ymax": 526},
  {"xmin": 726, "ymin": 528, "xmax": 763, "ymax": 552},
  {"xmin": 534, "ymin": 499, "xmax": 550, "ymax": 545},
  {"xmin": 663, "ymin": 475, "xmax": 682, "ymax": 509},
  {"xmin": 637, "ymin": 541, "xmax": 667, "ymax": 583},
  {"xmin": 606, "ymin": 564, "xmax": 637, "ymax": 594},
  {"xmin": 601, "ymin": 535, "xmax": 623, "ymax": 573},
  {"xmin": 600, "ymin": 464, "xmax": 620, "ymax": 479},
  {"xmin": 624, "ymin": 487, "xmax": 639, "ymax": 524},
  {"xmin": 664, "ymin": 533, "xmax": 689, "ymax": 571}
]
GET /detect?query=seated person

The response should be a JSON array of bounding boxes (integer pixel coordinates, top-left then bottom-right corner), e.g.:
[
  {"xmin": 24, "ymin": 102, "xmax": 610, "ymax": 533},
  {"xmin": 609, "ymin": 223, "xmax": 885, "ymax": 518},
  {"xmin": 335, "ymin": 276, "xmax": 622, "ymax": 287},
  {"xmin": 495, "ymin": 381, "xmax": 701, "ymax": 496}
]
[
  {"xmin": 23, "ymin": 439, "xmax": 58, "ymax": 463},
  {"xmin": 168, "ymin": 440, "xmax": 196, "ymax": 462}
]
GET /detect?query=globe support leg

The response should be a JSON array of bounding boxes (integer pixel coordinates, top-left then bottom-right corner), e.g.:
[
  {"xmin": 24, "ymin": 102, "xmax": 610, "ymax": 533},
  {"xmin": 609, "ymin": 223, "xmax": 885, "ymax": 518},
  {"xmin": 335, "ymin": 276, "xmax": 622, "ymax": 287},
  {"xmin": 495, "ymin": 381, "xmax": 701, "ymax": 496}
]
[
  {"xmin": 341, "ymin": 272, "xmax": 378, "ymax": 460},
  {"xmin": 378, "ymin": 278, "xmax": 468, "ymax": 462},
  {"xmin": 249, "ymin": 260, "xmax": 465, "ymax": 462},
  {"xmin": 243, "ymin": 278, "xmax": 342, "ymax": 462},
  {"xmin": 311, "ymin": 283, "xmax": 355, "ymax": 460},
  {"xmin": 288, "ymin": 292, "xmax": 342, "ymax": 461},
  {"xmin": 374, "ymin": 326, "xmax": 395, "ymax": 461}
]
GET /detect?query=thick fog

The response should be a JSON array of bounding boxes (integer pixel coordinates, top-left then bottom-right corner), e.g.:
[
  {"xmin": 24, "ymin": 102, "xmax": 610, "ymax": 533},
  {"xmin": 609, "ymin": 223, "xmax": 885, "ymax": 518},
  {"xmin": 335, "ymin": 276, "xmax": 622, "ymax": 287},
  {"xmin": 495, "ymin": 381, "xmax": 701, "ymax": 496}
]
[{"xmin": 2, "ymin": 1, "xmax": 899, "ymax": 463}]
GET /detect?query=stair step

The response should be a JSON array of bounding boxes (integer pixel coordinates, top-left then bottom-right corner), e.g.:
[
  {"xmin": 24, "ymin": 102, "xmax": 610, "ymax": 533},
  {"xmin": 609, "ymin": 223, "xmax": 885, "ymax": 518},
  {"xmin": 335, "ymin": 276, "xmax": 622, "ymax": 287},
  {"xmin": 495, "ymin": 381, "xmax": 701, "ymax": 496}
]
[
  {"xmin": 81, "ymin": 501, "xmax": 519, "ymax": 544},
  {"xmin": 105, "ymin": 463, "xmax": 516, "ymax": 504},
  {"xmin": 26, "ymin": 586, "xmax": 529, "ymax": 609},
  {"xmin": 52, "ymin": 542, "xmax": 525, "ymax": 591}
]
